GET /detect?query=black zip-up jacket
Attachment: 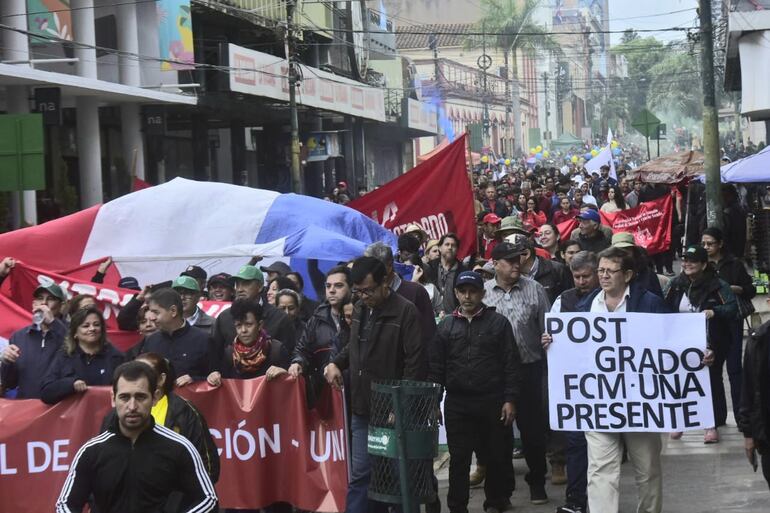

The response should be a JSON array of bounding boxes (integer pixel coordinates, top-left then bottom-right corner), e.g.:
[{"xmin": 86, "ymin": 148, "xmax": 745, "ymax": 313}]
[
  {"xmin": 292, "ymin": 302, "xmax": 346, "ymax": 373},
  {"xmin": 739, "ymin": 321, "xmax": 770, "ymax": 453},
  {"xmin": 532, "ymin": 256, "xmax": 571, "ymax": 304},
  {"xmin": 429, "ymin": 306, "xmax": 522, "ymax": 404},
  {"xmin": 41, "ymin": 344, "xmax": 125, "ymax": 404},
  {"xmin": 56, "ymin": 417, "xmax": 217, "ymax": 513},
  {"xmin": 332, "ymin": 291, "xmax": 424, "ymax": 416},
  {"xmin": 140, "ymin": 323, "xmax": 215, "ymax": 381},
  {"xmin": 101, "ymin": 392, "xmax": 220, "ymax": 483},
  {"xmin": 0, "ymin": 320, "xmax": 66, "ymax": 398},
  {"xmin": 212, "ymin": 302, "xmax": 295, "ymax": 361},
  {"xmin": 714, "ymin": 254, "xmax": 756, "ymax": 300}
]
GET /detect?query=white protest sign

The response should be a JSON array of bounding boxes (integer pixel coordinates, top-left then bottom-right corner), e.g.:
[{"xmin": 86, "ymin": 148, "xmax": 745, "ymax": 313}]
[{"xmin": 546, "ymin": 312, "xmax": 714, "ymax": 432}]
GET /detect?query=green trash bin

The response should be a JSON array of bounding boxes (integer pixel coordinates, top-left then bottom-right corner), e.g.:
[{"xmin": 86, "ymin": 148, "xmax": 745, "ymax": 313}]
[{"xmin": 367, "ymin": 380, "xmax": 442, "ymax": 513}]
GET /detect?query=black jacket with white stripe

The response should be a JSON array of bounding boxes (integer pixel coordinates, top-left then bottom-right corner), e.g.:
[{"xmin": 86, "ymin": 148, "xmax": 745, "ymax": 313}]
[{"xmin": 56, "ymin": 416, "xmax": 217, "ymax": 513}]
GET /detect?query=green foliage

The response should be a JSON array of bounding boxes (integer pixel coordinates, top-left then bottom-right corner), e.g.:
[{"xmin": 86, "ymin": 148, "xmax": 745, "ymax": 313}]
[
  {"xmin": 647, "ymin": 50, "xmax": 702, "ymax": 121},
  {"xmin": 471, "ymin": 0, "xmax": 557, "ymax": 58}
]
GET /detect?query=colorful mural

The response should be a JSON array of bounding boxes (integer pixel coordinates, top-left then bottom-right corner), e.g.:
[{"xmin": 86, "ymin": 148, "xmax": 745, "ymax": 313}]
[
  {"xmin": 27, "ymin": 0, "xmax": 74, "ymax": 44},
  {"xmin": 157, "ymin": 0, "xmax": 194, "ymax": 71}
]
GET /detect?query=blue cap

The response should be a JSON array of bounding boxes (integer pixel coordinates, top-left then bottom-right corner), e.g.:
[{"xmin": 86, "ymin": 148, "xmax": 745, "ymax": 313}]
[
  {"xmin": 455, "ymin": 271, "xmax": 484, "ymax": 290},
  {"xmin": 576, "ymin": 209, "xmax": 601, "ymax": 223}
]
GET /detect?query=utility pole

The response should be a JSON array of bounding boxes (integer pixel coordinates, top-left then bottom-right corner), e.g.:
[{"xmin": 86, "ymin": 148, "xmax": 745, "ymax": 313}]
[
  {"xmin": 285, "ymin": 0, "xmax": 303, "ymax": 194},
  {"xmin": 542, "ymin": 72, "xmax": 549, "ymax": 147},
  {"xmin": 699, "ymin": 0, "xmax": 723, "ymax": 229},
  {"xmin": 429, "ymin": 33, "xmax": 443, "ymax": 144}
]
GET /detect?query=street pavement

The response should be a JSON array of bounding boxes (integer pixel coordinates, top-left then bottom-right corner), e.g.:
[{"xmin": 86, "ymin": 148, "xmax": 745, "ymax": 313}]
[{"xmin": 432, "ymin": 422, "xmax": 769, "ymax": 512}]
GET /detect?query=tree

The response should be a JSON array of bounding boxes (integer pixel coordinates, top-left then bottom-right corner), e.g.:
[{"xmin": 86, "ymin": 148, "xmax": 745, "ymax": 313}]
[{"xmin": 647, "ymin": 48, "xmax": 703, "ymax": 122}]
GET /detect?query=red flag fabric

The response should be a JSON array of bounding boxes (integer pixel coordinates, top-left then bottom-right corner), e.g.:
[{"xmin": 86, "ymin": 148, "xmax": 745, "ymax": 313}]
[
  {"xmin": 348, "ymin": 135, "xmax": 477, "ymax": 258},
  {"xmin": 0, "ymin": 293, "xmax": 33, "ymax": 344},
  {"xmin": 599, "ymin": 195, "xmax": 673, "ymax": 255},
  {"xmin": 0, "ymin": 379, "xmax": 347, "ymax": 511},
  {"xmin": 132, "ymin": 176, "xmax": 152, "ymax": 191},
  {"xmin": 555, "ymin": 218, "xmax": 579, "ymax": 242}
]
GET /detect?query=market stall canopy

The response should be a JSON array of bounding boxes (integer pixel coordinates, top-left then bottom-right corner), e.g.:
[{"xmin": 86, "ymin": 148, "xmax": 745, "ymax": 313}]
[
  {"xmin": 629, "ymin": 151, "xmax": 704, "ymax": 184},
  {"xmin": 551, "ymin": 132, "xmax": 585, "ymax": 149},
  {"xmin": 721, "ymin": 145, "xmax": 770, "ymax": 183}
]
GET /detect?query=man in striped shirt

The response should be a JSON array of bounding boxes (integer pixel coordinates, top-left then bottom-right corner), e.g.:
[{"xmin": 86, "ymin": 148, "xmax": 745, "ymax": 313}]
[
  {"xmin": 56, "ymin": 361, "xmax": 217, "ymax": 513},
  {"xmin": 484, "ymin": 241, "xmax": 552, "ymax": 506}
]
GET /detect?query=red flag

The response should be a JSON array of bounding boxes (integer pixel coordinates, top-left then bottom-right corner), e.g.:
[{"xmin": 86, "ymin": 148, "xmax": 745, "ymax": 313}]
[
  {"xmin": 132, "ymin": 176, "xmax": 152, "ymax": 191},
  {"xmin": 599, "ymin": 195, "xmax": 673, "ymax": 255},
  {"xmin": 556, "ymin": 218, "xmax": 579, "ymax": 242},
  {"xmin": 348, "ymin": 135, "xmax": 477, "ymax": 258}
]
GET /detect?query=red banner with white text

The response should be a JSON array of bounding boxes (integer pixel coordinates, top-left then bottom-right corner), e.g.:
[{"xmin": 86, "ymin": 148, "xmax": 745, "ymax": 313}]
[
  {"xmin": 348, "ymin": 135, "xmax": 477, "ymax": 258},
  {"xmin": 0, "ymin": 379, "xmax": 347, "ymax": 511},
  {"xmin": 599, "ymin": 194, "xmax": 673, "ymax": 255}
]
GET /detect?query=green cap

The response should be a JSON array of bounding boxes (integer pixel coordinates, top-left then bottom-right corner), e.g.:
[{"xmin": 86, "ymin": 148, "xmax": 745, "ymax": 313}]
[
  {"xmin": 34, "ymin": 282, "xmax": 66, "ymax": 301},
  {"xmin": 234, "ymin": 265, "xmax": 264, "ymax": 283},
  {"xmin": 172, "ymin": 275, "xmax": 201, "ymax": 292}
]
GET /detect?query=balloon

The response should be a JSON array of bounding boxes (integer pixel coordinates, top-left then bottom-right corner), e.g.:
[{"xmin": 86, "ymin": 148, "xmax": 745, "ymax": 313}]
[
  {"xmin": 591, "ymin": 149, "xmax": 599, "ymax": 157},
  {"xmin": 611, "ymin": 140, "xmax": 619, "ymax": 149},
  {"xmin": 481, "ymin": 155, "xmax": 489, "ymax": 163},
  {"xmin": 529, "ymin": 147, "xmax": 536, "ymax": 154},
  {"xmin": 504, "ymin": 158, "xmax": 511, "ymax": 166},
  {"xmin": 571, "ymin": 155, "xmax": 578, "ymax": 163},
  {"xmin": 498, "ymin": 158, "xmax": 506, "ymax": 165},
  {"xmin": 612, "ymin": 148, "xmax": 621, "ymax": 156},
  {"xmin": 535, "ymin": 152, "xmax": 543, "ymax": 160},
  {"xmin": 543, "ymin": 150, "xmax": 550, "ymax": 158},
  {"xmin": 584, "ymin": 152, "xmax": 593, "ymax": 160},
  {"xmin": 536, "ymin": 145, "xmax": 543, "ymax": 153}
]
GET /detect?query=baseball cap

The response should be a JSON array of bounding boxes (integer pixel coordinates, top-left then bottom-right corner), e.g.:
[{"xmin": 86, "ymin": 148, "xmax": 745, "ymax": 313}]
[
  {"xmin": 611, "ymin": 232, "xmax": 635, "ymax": 248},
  {"xmin": 683, "ymin": 245, "xmax": 708, "ymax": 263},
  {"xmin": 118, "ymin": 276, "xmax": 141, "ymax": 291},
  {"xmin": 234, "ymin": 265, "xmax": 264, "ymax": 282},
  {"xmin": 576, "ymin": 209, "xmax": 601, "ymax": 223},
  {"xmin": 495, "ymin": 216, "xmax": 532, "ymax": 236},
  {"xmin": 172, "ymin": 275, "xmax": 201, "ymax": 293},
  {"xmin": 482, "ymin": 213, "xmax": 502, "ymax": 225},
  {"xmin": 34, "ymin": 282, "xmax": 66, "ymax": 301},
  {"xmin": 455, "ymin": 271, "xmax": 484, "ymax": 290},
  {"xmin": 207, "ymin": 272, "xmax": 233, "ymax": 289},
  {"xmin": 491, "ymin": 241, "xmax": 528, "ymax": 260},
  {"xmin": 181, "ymin": 265, "xmax": 207, "ymax": 283},
  {"xmin": 260, "ymin": 261, "xmax": 292, "ymax": 276}
]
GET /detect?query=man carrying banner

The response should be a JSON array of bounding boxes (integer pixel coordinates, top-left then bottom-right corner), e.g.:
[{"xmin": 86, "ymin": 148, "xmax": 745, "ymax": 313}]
[
  {"xmin": 430, "ymin": 271, "xmax": 521, "ymax": 513},
  {"xmin": 56, "ymin": 361, "xmax": 218, "ymax": 513},
  {"xmin": 578, "ymin": 246, "xmax": 669, "ymax": 513}
]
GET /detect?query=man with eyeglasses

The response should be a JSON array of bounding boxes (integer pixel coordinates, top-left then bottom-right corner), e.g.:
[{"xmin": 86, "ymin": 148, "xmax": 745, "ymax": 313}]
[
  {"xmin": 484, "ymin": 241, "xmax": 551, "ymax": 506},
  {"xmin": 324, "ymin": 256, "xmax": 424, "ymax": 513},
  {"xmin": 172, "ymin": 276, "xmax": 215, "ymax": 331}
]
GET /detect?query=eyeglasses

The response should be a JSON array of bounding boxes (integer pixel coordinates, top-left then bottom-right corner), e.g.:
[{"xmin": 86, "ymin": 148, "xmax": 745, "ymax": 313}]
[
  {"xmin": 702, "ymin": 241, "xmax": 718, "ymax": 247},
  {"xmin": 596, "ymin": 268, "xmax": 623, "ymax": 276},
  {"xmin": 352, "ymin": 286, "xmax": 378, "ymax": 297}
]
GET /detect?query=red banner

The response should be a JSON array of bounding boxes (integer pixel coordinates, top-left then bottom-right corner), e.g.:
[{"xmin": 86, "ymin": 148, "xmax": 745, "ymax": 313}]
[
  {"xmin": 0, "ymin": 379, "xmax": 347, "ymax": 511},
  {"xmin": 348, "ymin": 135, "xmax": 477, "ymax": 258},
  {"xmin": 599, "ymin": 195, "xmax": 673, "ymax": 255}
]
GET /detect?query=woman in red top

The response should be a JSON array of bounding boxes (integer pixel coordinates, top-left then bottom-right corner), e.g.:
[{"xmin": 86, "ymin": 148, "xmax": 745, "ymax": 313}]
[
  {"xmin": 552, "ymin": 196, "xmax": 579, "ymax": 225},
  {"xmin": 520, "ymin": 197, "xmax": 546, "ymax": 228}
]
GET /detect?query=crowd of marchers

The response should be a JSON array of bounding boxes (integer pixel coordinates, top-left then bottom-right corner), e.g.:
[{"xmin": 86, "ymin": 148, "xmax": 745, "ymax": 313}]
[{"xmin": 0, "ymin": 162, "xmax": 767, "ymax": 513}]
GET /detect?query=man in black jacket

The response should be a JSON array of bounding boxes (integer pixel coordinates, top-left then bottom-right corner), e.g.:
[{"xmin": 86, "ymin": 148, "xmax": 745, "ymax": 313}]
[
  {"xmin": 519, "ymin": 239, "xmax": 571, "ymax": 303},
  {"xmin": 325, "ymin": 257, "xmax": 424, "ymax": 513},
  {"xmin": 57, "ymin": 361, "xmax": 217, "ymax": 513},
  {"xmin": 427, "ymin": 233, "xmax": 468, "ymax": 315},
  {"xmin": 739, "ymin": 315, "xmax": 770, "ymax": 488},
  {"xmin": 430, "ymin": 271, "xmax": 521, "ymax": 513},
  {"xmin": 212, "ymin": 264, "xmax": 295, "ymax": 361}
]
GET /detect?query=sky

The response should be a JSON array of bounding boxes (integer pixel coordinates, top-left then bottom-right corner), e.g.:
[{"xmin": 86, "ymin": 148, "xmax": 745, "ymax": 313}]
[{"xmin": 608, "ymin": 0, "xmax": 700, "ymax": 45}]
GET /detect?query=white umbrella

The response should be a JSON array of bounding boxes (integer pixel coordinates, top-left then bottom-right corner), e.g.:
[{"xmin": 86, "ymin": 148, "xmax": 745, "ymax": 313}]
[{"xmin": 721, "ymin": 145, "xmax": 770, "ymax": 183}]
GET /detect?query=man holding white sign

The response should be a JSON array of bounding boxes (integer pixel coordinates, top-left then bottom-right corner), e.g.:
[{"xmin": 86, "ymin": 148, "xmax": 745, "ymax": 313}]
[{"xmin": 544, "ymin": 246, "xmax": 711, "ymax": 513}]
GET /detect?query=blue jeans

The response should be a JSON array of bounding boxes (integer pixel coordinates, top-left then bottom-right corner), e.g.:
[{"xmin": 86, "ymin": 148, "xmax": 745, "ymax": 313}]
[
  {"xmin": 565, "ymin": 431, "xmax": 587, "ymax": 507},
  {"xmin": 347, "ymin": 414, "xmax": 371, "ymax": 513}
]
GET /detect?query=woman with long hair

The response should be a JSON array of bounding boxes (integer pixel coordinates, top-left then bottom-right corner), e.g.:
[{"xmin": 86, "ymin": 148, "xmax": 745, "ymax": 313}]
[
  {"xmin": 520, "ymin": 196, "xmax": 547, "ymax": 228},
  {"xmin": 600, "ymin": 185, "xmax": 627, "ymax": 213},
  {"xmin": 537, "ymin": 223, "xmax": 561, "ymax": 261},
  {"xmin": 40, "ymin": 307, "xmax": 124, "ymax": 404}
]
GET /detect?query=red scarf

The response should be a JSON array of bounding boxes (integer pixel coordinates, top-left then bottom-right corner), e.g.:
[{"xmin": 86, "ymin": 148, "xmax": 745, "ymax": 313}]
[{"xmin": 232, "ymin": 330, "xmax": 271, "ymax": 374}]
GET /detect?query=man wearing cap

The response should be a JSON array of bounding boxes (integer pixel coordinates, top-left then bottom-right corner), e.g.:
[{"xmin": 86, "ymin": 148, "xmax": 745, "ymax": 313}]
[
  {"xmin": 260, "ymin": 261, "xmax": 292, "ymax": 284},
  {"xmin": 570, "ymin": 209, "xmax": 611, "ymax": 254},
  {"xmin": 479, "ymin": 213, "xmax": 502, "ymax": 260},
  {"xmin": 496, "ymin": 216, "xmax": 551, "ymax": 260},
  {"xmin": 172, "ymin": 276, "xmax": 215, "ymax": 331},
  {"xmin": 1, "ymin": 282, "xmax": 68, "ymax": 398},
  {"xmin": 518, "ymin": 239, "xmax": 571, "ymax": 304},
  {"xmin": 207, "ymin": 273, "xmax": 234, "ymax": 302},
  {"xmin": 484, "ymin": 241, "xmax": 551, "ymax": 505},
  {"xmin": 181, "ymin": 265, "xmax": 208, "ymax": 294},
  {"xmin": 212, "ymin": 265, "xmax": 295, "ymax": 362},
  {"xmin": 430, "ymin": 271, "xmax": 521, "ymax": 513}
]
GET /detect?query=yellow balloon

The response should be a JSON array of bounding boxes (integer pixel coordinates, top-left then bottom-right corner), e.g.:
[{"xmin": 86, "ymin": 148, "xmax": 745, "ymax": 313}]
[
  {"xmin": 571, "ymin": 155, "xmax": 578, "ymax": 163},
  {"xmin": 529, "ymin": 147, "xmax": 536, "ymax": 154},
  {"xmin": 481, "ymin": 155, "xmax": 489, "ymax": 163},
  {"xmin": 611, "ymin": 141, "xmax": 619, "ymax": 149},
  {"xmin": 591, "ymin": 149, "xmax": 599, "ymax": 157},
  {"xmin": 504, "ymin": 158, "xmax": 511, "ymax": 166},
  {"xmin": 543, "ymin": 150, "xmax": 550, "ymax": 158},
  {"xmin": 536, "ymin": 145, "xmax": 543, "ymax": 153}
]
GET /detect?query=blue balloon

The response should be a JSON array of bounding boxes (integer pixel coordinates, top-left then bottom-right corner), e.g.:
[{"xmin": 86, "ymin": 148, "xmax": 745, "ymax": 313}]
[
  {"xmin": 498, "ymin": 158, "xmax": 506, "ymax": 165},
  {"xmin": 612, "ymin": 148, "xmax": 621, "ymax": 156},
  {"xmin": 584, "ymin": 152, "xmax": 593, "ymax": 160},
  {"xmin": 535, "ymin": 152, "xmax": 543, "ymax": 160}
]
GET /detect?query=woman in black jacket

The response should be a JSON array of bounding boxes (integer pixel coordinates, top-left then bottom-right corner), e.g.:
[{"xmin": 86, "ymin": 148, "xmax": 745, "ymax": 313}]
[
  {"xmin": 702, "ymin": 226, "xmax": 757, "ymax": 423},
  {"xmin": 41, "ymin": 307, "xmax": 124, "ymax": 404},
  {"xmin": 663, "ymin": 246, "xmax": 738, "ymax": 443}
]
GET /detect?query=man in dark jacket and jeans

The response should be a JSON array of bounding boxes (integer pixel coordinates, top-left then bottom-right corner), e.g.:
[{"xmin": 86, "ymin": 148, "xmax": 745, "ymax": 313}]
[
  {"xmin": 325, "ymin": 256, "xmax": 425, "ymax": 513},
  {"xmin": 430, "ymin": 271, "xmax": 521, "ymax": 513},
  {"xmin": 739, "ymin": 312, "xmax": 770, "ymax": 488}
]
